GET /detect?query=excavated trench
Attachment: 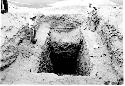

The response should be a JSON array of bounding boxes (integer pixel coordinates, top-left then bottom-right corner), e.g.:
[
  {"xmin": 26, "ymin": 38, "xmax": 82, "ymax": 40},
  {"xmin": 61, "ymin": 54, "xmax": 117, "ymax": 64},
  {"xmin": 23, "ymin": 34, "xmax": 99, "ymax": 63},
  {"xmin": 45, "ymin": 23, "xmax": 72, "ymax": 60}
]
[{"xmin": 37, "ymin": 39, "xmax": 89, "ymax": 76}]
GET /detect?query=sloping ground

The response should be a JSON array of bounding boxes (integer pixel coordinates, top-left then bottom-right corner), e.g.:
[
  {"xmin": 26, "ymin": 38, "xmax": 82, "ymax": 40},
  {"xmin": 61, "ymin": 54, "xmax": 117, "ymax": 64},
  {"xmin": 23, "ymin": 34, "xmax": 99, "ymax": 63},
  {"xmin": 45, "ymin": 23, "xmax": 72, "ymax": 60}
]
[{"xmin": 0, "ymin": 1, "xmax": 123, "ymax": 85}]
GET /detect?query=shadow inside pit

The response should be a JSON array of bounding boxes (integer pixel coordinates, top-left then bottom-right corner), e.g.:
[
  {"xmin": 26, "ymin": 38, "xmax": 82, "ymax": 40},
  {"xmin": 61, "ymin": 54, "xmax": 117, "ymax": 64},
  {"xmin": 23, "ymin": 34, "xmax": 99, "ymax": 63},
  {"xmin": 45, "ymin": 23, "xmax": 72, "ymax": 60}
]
[{"xmin": 37, "ymin": 39, "xmax": 89, "ymax": 76}]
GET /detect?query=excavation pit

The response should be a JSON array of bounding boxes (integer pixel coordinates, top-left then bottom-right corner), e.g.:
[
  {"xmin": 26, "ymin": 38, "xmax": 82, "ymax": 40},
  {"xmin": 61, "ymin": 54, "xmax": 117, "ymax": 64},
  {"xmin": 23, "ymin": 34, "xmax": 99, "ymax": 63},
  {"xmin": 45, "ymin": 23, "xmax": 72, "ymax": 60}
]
[{"xmin": 37, "ymin": 40, "xmax": 90, "ymax": 76}]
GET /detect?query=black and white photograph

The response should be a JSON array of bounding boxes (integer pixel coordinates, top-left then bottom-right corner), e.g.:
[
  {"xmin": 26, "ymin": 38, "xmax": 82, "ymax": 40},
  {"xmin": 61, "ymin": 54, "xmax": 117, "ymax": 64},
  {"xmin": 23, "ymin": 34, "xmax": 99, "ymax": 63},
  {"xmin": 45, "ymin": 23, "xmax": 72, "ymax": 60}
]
[{"xmin": 0, "ymin": 0, "xmax": 123, "ymax": 85}]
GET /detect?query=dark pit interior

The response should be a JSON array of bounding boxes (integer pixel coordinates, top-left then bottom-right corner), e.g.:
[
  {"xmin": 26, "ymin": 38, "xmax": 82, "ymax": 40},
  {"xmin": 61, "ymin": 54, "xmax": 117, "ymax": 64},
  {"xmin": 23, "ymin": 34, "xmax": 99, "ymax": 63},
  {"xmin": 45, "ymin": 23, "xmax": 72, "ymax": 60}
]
[
  {"xmin": 37, "ymin": 39, "xmax": 85, "ymax": 76},
  {"xmin": 49, "ymin": 46, "xmax": 80, "ymax": 75}
]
